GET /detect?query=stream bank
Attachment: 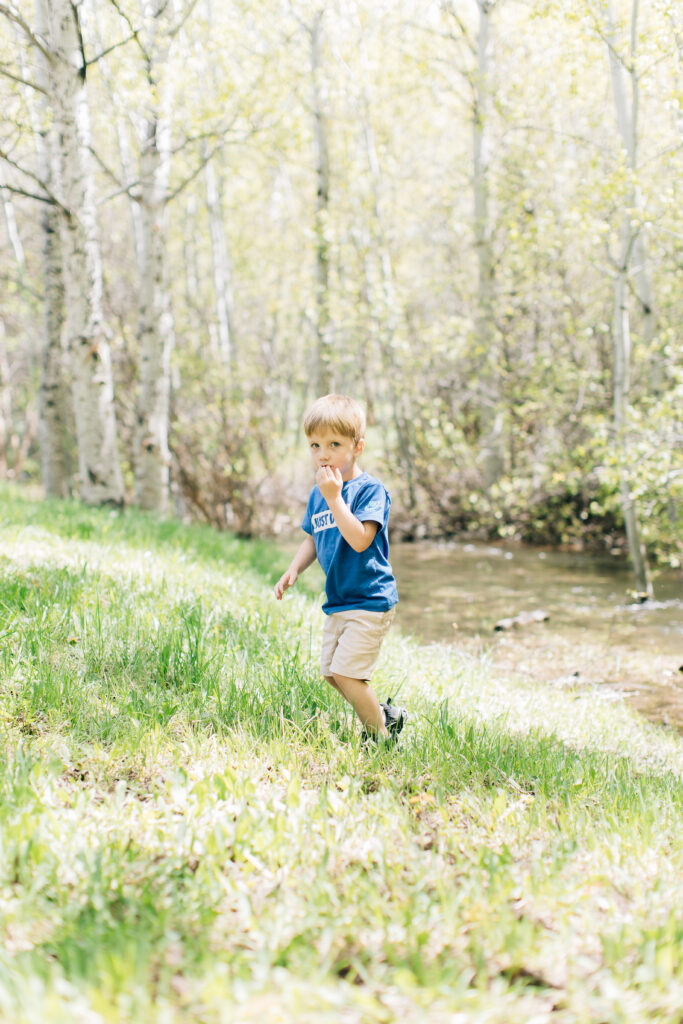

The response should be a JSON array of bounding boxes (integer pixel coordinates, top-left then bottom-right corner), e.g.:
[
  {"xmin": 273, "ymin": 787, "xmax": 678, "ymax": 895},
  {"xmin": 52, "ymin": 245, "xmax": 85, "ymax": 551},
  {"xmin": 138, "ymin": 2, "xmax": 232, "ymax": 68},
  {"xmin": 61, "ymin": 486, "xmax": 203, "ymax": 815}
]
[{"xmin": 389, "ymin": 541, "xmax": 683, "ymax": 731}]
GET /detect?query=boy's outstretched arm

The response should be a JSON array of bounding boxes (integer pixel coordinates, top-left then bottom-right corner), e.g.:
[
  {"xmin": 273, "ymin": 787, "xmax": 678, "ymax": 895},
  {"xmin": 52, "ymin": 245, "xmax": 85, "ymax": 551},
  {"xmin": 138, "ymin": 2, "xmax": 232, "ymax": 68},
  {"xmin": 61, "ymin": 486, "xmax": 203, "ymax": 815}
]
[{"xmin": 274, "ymin": 534, "xmax": 317, "ymax": 599}]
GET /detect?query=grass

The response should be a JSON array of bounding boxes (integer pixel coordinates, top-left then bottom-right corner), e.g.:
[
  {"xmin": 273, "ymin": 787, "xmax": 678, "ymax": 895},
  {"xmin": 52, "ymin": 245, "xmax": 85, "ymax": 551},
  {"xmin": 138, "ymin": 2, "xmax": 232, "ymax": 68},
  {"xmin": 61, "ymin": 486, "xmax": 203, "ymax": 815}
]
[{"xmin": 1, "ymin": 484, "xmax": 682, "ymax": 1023}]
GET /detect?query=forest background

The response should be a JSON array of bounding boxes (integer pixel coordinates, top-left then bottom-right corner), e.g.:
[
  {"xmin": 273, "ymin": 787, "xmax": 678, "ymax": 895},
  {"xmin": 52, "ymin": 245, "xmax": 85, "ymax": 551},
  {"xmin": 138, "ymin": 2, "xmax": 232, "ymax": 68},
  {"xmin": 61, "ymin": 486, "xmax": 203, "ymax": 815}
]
[{"xmin": 1, "ymin": 0, "xmax": 681, "ymax": 589}]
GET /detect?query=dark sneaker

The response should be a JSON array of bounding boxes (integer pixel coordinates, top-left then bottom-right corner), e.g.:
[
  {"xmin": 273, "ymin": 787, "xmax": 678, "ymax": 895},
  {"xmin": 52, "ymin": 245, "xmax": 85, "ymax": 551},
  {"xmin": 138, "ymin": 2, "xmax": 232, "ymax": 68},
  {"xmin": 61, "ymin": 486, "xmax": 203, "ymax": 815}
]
[
  {"xmin": 381, "ymin": 698, "xmax": 408, "ymax": 739},
  {"xmin": 361, "ymin": 698, "xmax": 408, "ymax": 745}
]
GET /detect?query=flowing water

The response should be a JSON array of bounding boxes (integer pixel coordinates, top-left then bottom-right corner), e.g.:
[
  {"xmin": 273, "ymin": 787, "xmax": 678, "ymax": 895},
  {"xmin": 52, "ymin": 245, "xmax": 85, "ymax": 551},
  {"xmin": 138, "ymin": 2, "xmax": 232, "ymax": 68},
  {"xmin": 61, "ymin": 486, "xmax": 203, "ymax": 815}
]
[{"xmin": 389, "ymin": 542, "xmax": 683, "ymax": 731}]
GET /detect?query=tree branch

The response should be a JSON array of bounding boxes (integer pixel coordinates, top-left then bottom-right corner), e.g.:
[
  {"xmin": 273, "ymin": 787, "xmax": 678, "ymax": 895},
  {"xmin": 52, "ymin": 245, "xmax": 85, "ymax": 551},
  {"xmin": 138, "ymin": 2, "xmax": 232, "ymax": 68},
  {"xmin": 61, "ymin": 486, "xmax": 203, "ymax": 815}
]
[
  {"xmin": 165, "ymin": 138, "xmax": 227, "ymax": 202},
  {"xmin": 108, "ymin": 0, "xmax": 147, "ymax": 61},
  {"xmin": 0, "ymin": 63, "xmax": 48, "ymax": 94},
  {"xmin": 439, "ymin": 1, "xmax": 474, "ymax": 52},
  {"xmin": 88, "ymin": 144, "xmax": 126, "ymax": 190},
  {"xmin": 0, "ymin": 272, "xmax": 43, "ymax": 301},
  {"xmin": 69, "ymin": 0, "xmax": 87, "ymax": 82},
  {"xmin": 503, "ymin": 122, "xmax": 607, "ymax": 153},
  {"xmin": 151, "ymin": 0, "xmax": 173, "ymax": 21},
  {"xmin": 88, "ymin": 146, "xmax": 144, "ymax": 206},
  {"xmin": 171, "ymin": 117, "xmax": 242, "ymax": 152},
  {"xmin": 0, "ymin": 149, "xmax": 68, "ymax": 212},
  {"xmin": 0, "ymin": 182, "xmax": 57, "ymax": 207},
  {"xmin": 0, "ymin": 3, "xmax": 52, "ymax": 61},
  {"xmin": 166, "ymin": 0, "xmax": 202, "ymax": 39},
  {"xmin": 97, "ymin": 181, "xmax": 143, "ymax": 206},
  {"xmin": 594, "ymin": 3, "xmax": 634, "ymax": 75},
  {"xmin": 86, "ymin": 30, "xmax": 141, "ymax": 66},
  {"xmin": 668, "ymin": 8, "xmax": 683, "ymax": 62}
]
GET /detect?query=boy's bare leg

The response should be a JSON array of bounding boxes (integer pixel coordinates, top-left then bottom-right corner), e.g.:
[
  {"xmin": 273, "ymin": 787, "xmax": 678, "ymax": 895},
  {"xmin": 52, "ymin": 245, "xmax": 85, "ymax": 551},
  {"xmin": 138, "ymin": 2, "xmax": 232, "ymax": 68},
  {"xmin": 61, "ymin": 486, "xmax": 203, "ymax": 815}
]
[
  {"xmin": 328, "ymin": 673, "xmax": 389, "ymax": 737},
  {"xmin": 324, "ymin": 674, "xmax": 343, "ymax": 695}
]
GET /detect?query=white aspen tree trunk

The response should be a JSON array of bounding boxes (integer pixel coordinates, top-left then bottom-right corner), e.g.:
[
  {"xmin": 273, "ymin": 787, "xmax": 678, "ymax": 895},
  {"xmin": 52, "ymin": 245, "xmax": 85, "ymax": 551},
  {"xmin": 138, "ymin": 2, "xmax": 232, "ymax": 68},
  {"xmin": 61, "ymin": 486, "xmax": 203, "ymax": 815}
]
[
  {"xmin": 34, "ymin": 0, "xmax": 69, "ymax": 498},
  {"xmin": 134, "ymin": 115, "xmax": 174, "ymax": 514},
  {"xmin": 183, "ymin": 194, "xmax": 200, "ymax": 342},
  {"xmin": 204, "ymin": 147, "xmax": 235, "ymax": 367},
  {"xmin": 48, "ymin": 0, "xmax": 123, "ymax": 505},
  {"xmin": 0, "ymin": 67, "xmax": 27, "ymax": 477},
  {"xmin": 201, "ymin": 0, "xmax": 235, "ymax": 368},
  {"xmin": 117, "ymin": 118, "xmax": 146, "ymax": 280},
  {"xmin": 1, "ymin": 181, "xmax": 25, "ymax": 266},
  {"xmin": 1, "ymin": 14, "xmax": 25, "ymax": 269},
  {"xmin": 473, "ymin": 0, "xmax": 504, "ymax": 487},
  {"xmin": 605, "ymin": 0, "xmax": 657, "ymax": 385},
  {"xmin": 133, "ymin": 3, "xmax": 175, "ymax": 513},
  {"xmin": 0, "ymin": 323, "xmax": 37, "ymax": 479},
  {"xmin": 38, "ymin": 195, "xmax": 70, "ymax": 498},
  {"xmin": 613, "ymin": 228, "xmax": 652, "ymax": 598},
  {"xmin": 351, "ymin": 3, "xmax": 417, "ymax": 511},
  {"xmin": 310, "ymin": 9, "xmax": 334, "ymax": 395},
  {"xmin": 605, "ymin": 0, "xmax": 653, "ymax": 598},
  {"xmin": 631, "ymin": 235, "xmax": 656, "ymax": 377},
  {"xmin": 85, "ymin": 10, "xmax": 146, "ymax": 280}
]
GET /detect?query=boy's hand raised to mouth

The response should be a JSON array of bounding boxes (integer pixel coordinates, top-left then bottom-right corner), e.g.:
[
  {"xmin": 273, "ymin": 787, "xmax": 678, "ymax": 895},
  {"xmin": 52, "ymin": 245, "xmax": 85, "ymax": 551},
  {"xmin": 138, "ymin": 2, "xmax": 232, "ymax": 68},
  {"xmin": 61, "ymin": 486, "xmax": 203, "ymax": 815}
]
[{"xmin": 316, "ymin": 465, "xmax": 344, "ymax": 504}]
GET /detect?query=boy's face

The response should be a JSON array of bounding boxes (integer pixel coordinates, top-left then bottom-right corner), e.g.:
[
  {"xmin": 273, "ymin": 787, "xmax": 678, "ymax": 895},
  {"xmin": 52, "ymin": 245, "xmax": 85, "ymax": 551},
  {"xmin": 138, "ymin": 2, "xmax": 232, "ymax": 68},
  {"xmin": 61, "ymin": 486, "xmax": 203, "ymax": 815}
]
[{"xmin": 307, "ymin": 429, "xmax": 365, "ymax": 482}]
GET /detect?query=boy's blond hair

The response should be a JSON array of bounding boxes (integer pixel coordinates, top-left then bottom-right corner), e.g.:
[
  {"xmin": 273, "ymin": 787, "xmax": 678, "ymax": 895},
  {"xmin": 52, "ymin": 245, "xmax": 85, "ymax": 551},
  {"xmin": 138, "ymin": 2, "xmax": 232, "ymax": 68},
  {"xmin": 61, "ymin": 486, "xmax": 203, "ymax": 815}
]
[{"xmin": 303, "ymin": 394, "xmax": 366, "ymax": 444}]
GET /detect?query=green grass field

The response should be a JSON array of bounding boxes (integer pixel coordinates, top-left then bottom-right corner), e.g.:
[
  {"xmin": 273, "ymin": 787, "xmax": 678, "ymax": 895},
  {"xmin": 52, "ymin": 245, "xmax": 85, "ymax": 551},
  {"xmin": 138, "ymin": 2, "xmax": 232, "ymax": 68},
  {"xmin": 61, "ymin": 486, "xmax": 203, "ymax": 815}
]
[{"xmin": 1, "ymin": 486, "xmax": 682, "ymax": 1023}]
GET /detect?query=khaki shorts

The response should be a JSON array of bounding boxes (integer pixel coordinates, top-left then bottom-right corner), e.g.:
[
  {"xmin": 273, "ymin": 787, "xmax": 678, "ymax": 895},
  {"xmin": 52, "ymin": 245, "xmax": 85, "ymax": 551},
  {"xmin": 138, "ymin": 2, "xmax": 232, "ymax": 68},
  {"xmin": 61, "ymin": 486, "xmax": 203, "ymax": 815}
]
[{"xmin": 321, "ymin": 607, "xmax": 396, "ymax": 681}]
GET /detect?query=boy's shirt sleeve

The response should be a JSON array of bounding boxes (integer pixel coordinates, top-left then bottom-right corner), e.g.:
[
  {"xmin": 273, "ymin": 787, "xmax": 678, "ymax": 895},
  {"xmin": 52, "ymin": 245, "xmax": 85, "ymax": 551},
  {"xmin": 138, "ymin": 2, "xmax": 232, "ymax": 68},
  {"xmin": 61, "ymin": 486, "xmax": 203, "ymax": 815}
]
[
  {"xmin": 352, "ymin": 479, "xmax": 389, "ymax": 527},
  {"xmin": 301, "ymin": 492, "xmax": 313, "ymax": 535}
]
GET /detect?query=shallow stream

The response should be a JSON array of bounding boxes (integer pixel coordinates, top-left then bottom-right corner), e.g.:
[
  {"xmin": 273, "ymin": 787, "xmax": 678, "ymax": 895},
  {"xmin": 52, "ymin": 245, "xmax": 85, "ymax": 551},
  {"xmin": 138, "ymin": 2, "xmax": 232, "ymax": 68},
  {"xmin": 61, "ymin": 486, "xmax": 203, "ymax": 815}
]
[{"xmin": 389, "ymin": 542, "xmax": 683, "ymax": 731}]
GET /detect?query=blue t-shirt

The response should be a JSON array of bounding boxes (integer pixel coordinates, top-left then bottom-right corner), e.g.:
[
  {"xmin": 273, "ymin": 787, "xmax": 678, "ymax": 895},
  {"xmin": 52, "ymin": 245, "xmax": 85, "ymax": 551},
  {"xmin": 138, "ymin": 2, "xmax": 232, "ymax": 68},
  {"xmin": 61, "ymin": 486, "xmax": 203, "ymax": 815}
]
[{"xmin": 302, "ymin": 472, "xmax": 399, "ymax": 615}]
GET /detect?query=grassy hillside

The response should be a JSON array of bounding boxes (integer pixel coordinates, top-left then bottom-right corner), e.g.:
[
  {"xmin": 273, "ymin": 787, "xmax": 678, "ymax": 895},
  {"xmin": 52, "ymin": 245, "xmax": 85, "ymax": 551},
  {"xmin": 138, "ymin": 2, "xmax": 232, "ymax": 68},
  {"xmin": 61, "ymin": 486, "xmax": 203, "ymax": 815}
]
[{"xmin": 1, "ymin": 486, "xmax": 682, "ymax": 1024}]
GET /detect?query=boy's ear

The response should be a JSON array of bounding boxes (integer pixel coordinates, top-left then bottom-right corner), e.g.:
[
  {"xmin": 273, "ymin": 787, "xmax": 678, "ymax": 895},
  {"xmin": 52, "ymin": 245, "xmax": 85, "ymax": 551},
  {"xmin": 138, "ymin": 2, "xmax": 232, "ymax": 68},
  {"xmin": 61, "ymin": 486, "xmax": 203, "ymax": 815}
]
[{"xmin": 355, "ymin": 437, "xmax": 366, "ymax": 456}]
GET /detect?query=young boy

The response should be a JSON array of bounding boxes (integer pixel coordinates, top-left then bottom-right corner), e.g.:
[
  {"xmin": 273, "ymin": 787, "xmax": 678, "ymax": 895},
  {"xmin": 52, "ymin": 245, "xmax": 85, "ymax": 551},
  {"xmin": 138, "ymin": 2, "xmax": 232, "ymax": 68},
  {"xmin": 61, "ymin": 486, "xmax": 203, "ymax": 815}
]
[{"xmin": 274, "ymin": 394, "xmax": 407, "ymax": 742}]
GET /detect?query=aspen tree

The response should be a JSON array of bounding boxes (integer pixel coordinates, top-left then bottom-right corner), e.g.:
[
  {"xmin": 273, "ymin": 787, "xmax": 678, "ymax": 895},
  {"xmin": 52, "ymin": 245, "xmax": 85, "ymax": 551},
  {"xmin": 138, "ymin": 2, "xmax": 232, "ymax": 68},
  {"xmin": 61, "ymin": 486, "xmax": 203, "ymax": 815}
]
[
  {"xmin": 34, "ymin": 0, "xmax": 69, "ymax": 498},
  {"xmin": 472, "ymin": 0, "xmax": 504, "ymax": 487},
  {"xmin": 48, "ymin": 0, "xmax": 123, "ymax": 505},
  {"xmin": 603, "ymin": 0, "xmax": 653, "ymax": 598},
  {"xmin": 442, "ymin": 0, "xmax": 504, "ymax": 487},
  {"xmin": 199, "ymin": 0, "xmax": 236, "ymax": 367},
  {"xmin": 309, "ymin": 7, "xmax": 334, "ymax": 395},
  {"xmin": 350, "ymin": 0, "xmax": 418, "ymax": 512},
  {"xmin": 132, "ymin": 0, "xmax": 176, "ymax": 514}
]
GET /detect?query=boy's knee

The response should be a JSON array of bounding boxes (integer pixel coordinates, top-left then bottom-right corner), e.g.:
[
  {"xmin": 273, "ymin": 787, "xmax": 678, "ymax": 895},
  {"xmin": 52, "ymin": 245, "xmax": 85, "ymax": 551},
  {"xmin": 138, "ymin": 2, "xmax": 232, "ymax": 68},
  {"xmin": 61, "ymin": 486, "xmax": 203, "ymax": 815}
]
[
  {"xmin": 329, "ymin": 673, "xmax": 355, "ymax": 697},
  {"xmin": 334, "ymin": 671, "xmax": 361, "ymax": 684},
  {"xmin": 332, "ymin": 673, "xmax": 368, "ymax": 696}
]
